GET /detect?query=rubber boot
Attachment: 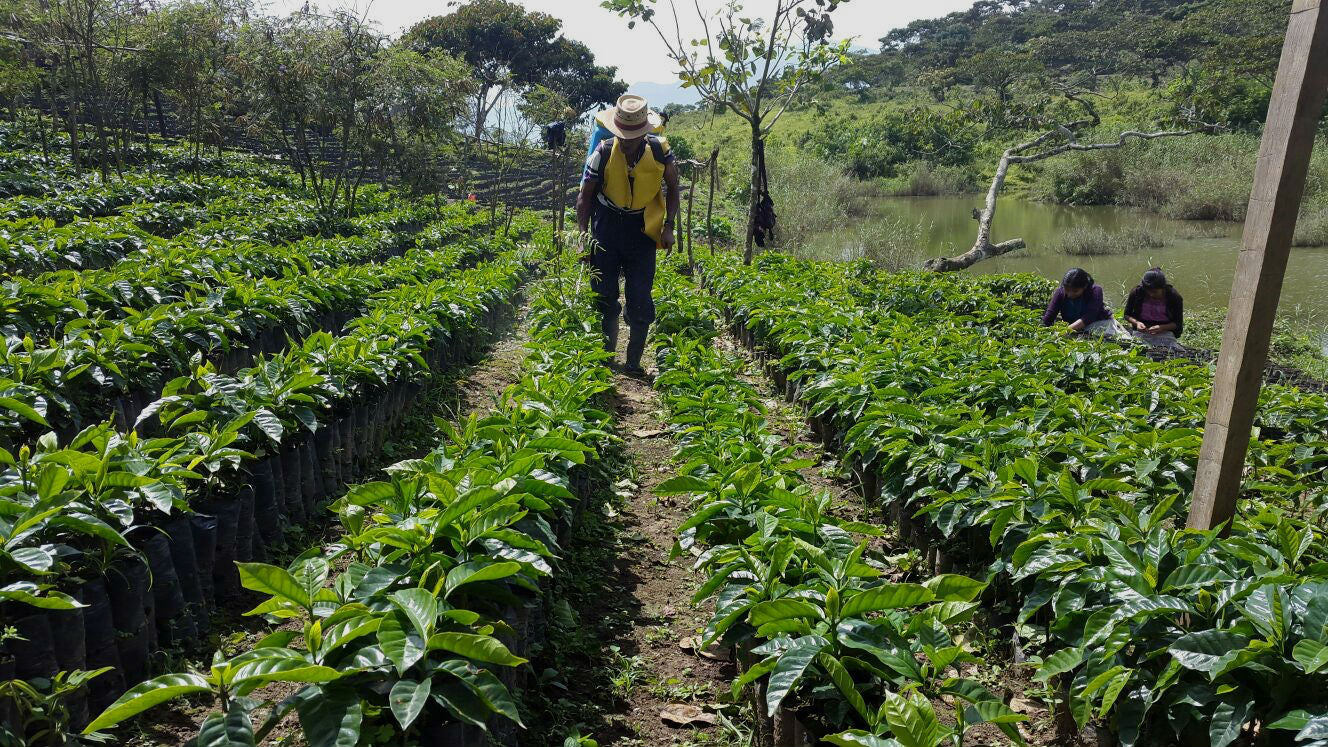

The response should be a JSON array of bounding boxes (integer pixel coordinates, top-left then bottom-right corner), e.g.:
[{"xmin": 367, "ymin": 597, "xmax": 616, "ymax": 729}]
[
  {"xmin": 625, "ymin": 323, "xmax": 649, "ymax": 374},
  {"xmin": 601, "ymin": 314, "xmax": 619, "ymax": 358}
]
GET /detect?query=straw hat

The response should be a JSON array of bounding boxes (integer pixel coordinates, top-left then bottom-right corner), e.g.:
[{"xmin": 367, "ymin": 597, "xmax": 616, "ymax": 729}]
[{"xmin": 596, "ymin": 94, "xmax": 664, "ymax": 139}]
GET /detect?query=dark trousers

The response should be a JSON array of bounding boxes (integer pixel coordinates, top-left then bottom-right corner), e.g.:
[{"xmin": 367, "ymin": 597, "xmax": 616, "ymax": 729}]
[{"xmin": 590, "ymin": 207, "xmax": 657, "ymax": 329}]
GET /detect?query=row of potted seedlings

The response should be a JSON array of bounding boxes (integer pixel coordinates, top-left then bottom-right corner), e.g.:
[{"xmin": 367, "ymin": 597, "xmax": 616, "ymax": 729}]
[
  {"xmin": 646, "ymin": 266, "xmax": 1027, "ymax": 747},
  {"xmin": 1, "ymin": 204, "xmax": 506, "ymax": 451},
  {"xmin": 699, "ymin": 253, "xmax": 1328, "ymax": 746},
  {"xmin": 79, "ymin": 251, "xmax": 621, "ymax": 746},
  {"xmin": 0, "ymin": 238, "xmax": 541, "ymax": 737},
  {"xmin": 5, "ymin": 199, "xmax": 468, "ymax": 337}
]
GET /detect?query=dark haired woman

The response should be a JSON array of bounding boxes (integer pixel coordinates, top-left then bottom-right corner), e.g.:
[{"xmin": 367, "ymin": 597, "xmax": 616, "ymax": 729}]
[
  {"xmin": 1124, "ymin": 267, "xmax": 1184, "ymax": 348},
  {"xmin": 1042, "ymin": 268, "xmax": 1121, "ymax": 336}
]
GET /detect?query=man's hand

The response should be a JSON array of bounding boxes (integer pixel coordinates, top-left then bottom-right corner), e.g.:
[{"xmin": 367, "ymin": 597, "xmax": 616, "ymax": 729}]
[{"xmin": 661, "ymin": 225, "xmax": 675, "ymax": 250}]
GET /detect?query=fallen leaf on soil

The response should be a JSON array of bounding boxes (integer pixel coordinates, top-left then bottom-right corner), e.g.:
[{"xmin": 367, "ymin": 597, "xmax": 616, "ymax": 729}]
[
  {"xmin": 661, "ymin": 605, "xmax": 678, "ymax": 619},
  {"xmin": 699, "ymin": 644, "xmax": 731, "ymax": 662},
  {"xmin": 632, "ymin": 428, "xmax": 664, "ymax": 438},
  {"xmin": 679, "ymin": 636, "xmax": 732, "ymax": 661},
  {"xmin": 660, "ymin": 704, "xmax": 718, "ymax": 728},
  {"xmin": 1009, "ymin": 696, "xmax": 1044, "ymax": 715}
]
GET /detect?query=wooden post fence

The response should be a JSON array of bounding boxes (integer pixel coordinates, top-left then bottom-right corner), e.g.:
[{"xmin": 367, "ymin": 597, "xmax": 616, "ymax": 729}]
[{"xmin": 1189, "ymin": 0, "xmax": 1328, "ymax": 531}]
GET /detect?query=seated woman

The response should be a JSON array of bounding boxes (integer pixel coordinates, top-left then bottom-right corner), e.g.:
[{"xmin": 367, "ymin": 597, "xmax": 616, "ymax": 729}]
[
  {"xmin": 1123, "ymin": 267, "xmax": 1184, "ymax": 348},
  {"xmin": 1042, "ymin": 268, "xmax": 1121, "ymax": 336}
]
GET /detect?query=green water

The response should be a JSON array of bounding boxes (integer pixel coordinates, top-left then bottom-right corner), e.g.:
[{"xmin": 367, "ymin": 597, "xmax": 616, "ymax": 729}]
[{"xmin": 814, "ymin": 195, "xmax": 1328, "ymax": 333}]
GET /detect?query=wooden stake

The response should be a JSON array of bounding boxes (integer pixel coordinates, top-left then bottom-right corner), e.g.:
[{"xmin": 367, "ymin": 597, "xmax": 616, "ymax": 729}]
[
  {"xmin": 1189, "ymin": 0, "xmax": 1328, "ymax": 531},
  {"xmin": 707, "ymin": 147, "xmax": 720, "ymax": 256},
  {"xmin": 686, "ymin": 162, "xmax": 698, "ymax": 271}
]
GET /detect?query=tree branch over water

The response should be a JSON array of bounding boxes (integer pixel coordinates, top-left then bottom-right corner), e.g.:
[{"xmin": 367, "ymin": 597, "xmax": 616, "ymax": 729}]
[{"xmin": 925, "ymin": 93, "xmax": 1223, "ymax": 273}]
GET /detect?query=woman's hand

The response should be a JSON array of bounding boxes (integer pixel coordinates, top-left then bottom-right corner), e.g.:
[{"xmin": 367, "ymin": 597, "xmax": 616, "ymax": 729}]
[
  {"xmin": 1146, "ymin": 324, "xmax": 1164, "ymax": 334},
  {"xmin": 1132, "ymin": 319, "xmax": 1148, "ymax": 331},
  {"xmin": 661, "ymin": 225, "xmax": 675, "ymax": 250}
]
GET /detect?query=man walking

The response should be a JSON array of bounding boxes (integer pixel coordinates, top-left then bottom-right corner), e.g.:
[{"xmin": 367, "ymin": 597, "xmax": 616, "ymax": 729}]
[{"xmin": 577, "ymin": 94, "xmax": 680, "ymax": 376}]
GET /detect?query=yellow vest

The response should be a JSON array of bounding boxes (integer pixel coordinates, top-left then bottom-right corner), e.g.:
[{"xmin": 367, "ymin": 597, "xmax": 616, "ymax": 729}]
[{"xmin": 601, "ymin": 137, "xmax": 668, "ymax": 249}]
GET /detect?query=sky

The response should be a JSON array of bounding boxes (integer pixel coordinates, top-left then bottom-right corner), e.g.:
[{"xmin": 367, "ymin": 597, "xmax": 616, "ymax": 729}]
[{"xmin": 264, "ymin": 0, "xmax": 975, "ymax": 92}]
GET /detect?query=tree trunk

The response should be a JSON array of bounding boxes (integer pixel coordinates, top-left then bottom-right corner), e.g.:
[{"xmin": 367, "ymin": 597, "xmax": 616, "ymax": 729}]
[
  {"xmin": 926, "ymin": 113, "xmax": 1216, "ymax": 272},
  {"xmin": 153, "ymin": 90, "xmax": 167, "ymax": 137},
  {"xmin": 744, "ymin": 125, "xmax": 761, "ymax": 265},
  {"xmin": 924, "ymin": 150, "xmax": 1026, "ymax": 272}
]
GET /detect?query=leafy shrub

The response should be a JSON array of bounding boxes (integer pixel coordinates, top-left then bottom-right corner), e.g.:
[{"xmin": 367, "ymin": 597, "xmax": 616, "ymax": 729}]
[
  {"xmin": 1054, "ymin": 225, "xmax": 1165, "ymax": 256},
  {"xmin": 886, "ymin": 160, "xmax": 977, "ymax": 196},
  {"xmin": 1293, "ymin": 206, "xmax": 1328, "ymax": 247},
  {"xmin": 800, "ymin": 107, "xmax": 978, "ymax": 179}
]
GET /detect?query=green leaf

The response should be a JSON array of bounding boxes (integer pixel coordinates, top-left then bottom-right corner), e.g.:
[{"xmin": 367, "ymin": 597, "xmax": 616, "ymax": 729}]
[
  {"xmin": 0, "ymin": 397, "xmax": 48, "ymax": 426},
  {"xmin": 766, "ymin": 637, "xmax": 825, "ymax": 716},
  {"xmin": 84, "ymin": 673, "xmax": 212, "ymax": 732},
  {"xmin": 390, "ymin": 678, "xmax": 432, "ymax": 730},
  {"xmin": 1097, "ymin": 670, "xmax": 1132, "ymax": 718},
  {"xmin": 344, "ymin": 481, "xmax": 398, "ymax": 507},
  {"xmin": 468, "ymin": 665, "xmax": 524, "ymax": 726},
  {"xmin": 823, "ymin": 731, "xmax": 904, "ymax": 747},
  {"xmin": 879, "ymin": 689, "xmax": 947, "ymax": 747},
  {"xmin": 197, "ymin": 708, "xmax": 255, "ymax": 747},
  {"xmin": 922, "ymin": 574, "xmax": 986, "ymax": 603},
  {"xmin": 237, "ymin": 563, "xmax": 311, "ymax": 610},
  {"xmin": 389, "ymin": 588, "xmax": 439, "ymax": 639},
  {"xmin": 749, "ymin": 599, "xmax": 822, "ymax": 627},
  {"xmin": 1266, "ymin": 709, "xmax": 1322, "ymax": 731},
  {"xmin": 654, "ymin": 474, "xmax": 711, "ymax": 495},
  {"xmin": 1032, "ymin": 648, "xmax": 1082, "ymax": 683},
  {"xmin": 1169, "ymin": 630, "xmax": 1250, "ymax": 674},
  {"xmin": 297, "ymin": 690, "xmax": 363, "ymax": 747},
  {"xmin": 964, "ymin": 699, "xmax": 1027, "ymax": 725},
  {"xmin": 378, "ymin": 613, "xmax": 426, "ymax": 675},
  {"xmin": 443, "ymin": 560, "xmax": 522, "ymax": 598},
  {"xmin": 428, "ymin": 632, "xmax": 527, "ymax": 667},
  {"xmin": 232, "ymin": 656, "xmax": 342, "ymax": 687},
  {"xmin": 1210, "ymin": 700, "xmax": 1253, "ymax": 747},
  {"xmin": 0, "ymin": 586, "xmax": 85, "ymax": 610},
  {"xmin": 1293, "ymin": 640, "xmax": 1328, "ymax": 674},
  {"xmin": 432, "ymin": 677, "xmax": 492, "ymax": 728},
  {"xmin": 841, "ymin": 584, "xmax": 935, "ymax": 617},
  {"xmin": 818, "ymin": 652, "xmax": 873, "ymax": 725},
  {"xmin": 253, "ymin": 408, "xmax": 284, "ymax": 444}
]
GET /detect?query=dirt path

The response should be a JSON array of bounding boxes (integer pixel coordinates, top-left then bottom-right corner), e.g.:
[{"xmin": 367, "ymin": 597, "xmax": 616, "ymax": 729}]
[{"xmin": 532, "ymin": 325, "xmax": 745, "ymax": 747}]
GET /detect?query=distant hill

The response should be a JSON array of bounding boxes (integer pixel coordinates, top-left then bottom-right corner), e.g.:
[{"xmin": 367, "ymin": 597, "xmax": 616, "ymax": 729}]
[{"xmin": 627, "ymin": 81, "xmax": 702, "ymax": 108}]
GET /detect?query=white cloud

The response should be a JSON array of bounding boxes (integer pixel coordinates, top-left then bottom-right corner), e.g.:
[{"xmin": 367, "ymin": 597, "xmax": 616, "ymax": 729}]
[{"xmin": 263, "ymin": 0, "xmax": 974, "ymax": 85}]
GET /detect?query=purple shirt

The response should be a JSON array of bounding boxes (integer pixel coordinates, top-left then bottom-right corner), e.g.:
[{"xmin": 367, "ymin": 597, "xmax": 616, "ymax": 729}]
[
  {"xmin": 1042, "ymin": 284, "xmax": 1111, "ymax": 327},
  {"xmin": 1141, "ymin": 297, "xmax": 1170, "ymax": 323}
]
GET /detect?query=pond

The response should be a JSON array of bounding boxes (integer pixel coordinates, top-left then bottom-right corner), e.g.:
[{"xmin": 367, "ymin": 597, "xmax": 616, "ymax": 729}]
[{"xmin": 810, "ymin": 195, "xmax": 1328, "ymax": 338}]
